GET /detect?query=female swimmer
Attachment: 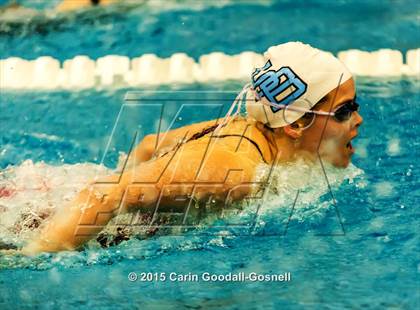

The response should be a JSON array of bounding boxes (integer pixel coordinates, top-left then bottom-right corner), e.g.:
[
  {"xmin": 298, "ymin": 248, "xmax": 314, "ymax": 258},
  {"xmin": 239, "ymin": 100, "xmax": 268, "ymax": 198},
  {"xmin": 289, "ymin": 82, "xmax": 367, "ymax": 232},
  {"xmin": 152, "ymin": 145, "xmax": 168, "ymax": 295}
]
[{"xmin": 22, "ymin": 42, "xmax": 362, "ymax": 254}]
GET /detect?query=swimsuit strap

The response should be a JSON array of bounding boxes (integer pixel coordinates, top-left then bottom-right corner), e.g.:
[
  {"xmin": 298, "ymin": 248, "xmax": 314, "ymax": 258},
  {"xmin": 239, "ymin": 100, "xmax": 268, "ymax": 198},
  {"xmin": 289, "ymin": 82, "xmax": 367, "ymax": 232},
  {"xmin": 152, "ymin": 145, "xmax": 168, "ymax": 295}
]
[
  {"xmin": 186, "ymin": 121, "xmax": 268, "ymax": 164},
  {"xmin": 155, "ymin": 124, "xmax": 220, "ymax": 159},
  {"xmin": 157, "ymin": 120, "xmax": 269, "ymax": 164},
  {"xmin": 211, "ymin": 134, "xmax": 268, "ymax": 164},
  {"xmin": 186, "ymin": 124, "xmax": 219, "ymax": 143}
]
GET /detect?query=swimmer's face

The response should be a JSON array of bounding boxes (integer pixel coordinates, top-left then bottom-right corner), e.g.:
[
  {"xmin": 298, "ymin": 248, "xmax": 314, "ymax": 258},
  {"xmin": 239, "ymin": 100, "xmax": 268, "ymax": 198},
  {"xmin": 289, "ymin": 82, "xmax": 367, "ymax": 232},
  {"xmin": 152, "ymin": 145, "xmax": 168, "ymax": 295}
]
[{"xmin": 291, "ymin": 78, "xmax": 363, "ymax": 167}]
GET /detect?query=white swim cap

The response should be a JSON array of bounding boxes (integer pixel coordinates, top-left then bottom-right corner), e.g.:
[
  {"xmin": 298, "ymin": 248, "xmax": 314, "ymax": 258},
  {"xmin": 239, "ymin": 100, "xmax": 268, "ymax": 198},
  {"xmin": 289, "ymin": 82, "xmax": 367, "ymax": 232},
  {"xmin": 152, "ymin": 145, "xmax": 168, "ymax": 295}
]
[{"xmin": 245, "ymin": 42, "xmax": 352, "ymax": 128}]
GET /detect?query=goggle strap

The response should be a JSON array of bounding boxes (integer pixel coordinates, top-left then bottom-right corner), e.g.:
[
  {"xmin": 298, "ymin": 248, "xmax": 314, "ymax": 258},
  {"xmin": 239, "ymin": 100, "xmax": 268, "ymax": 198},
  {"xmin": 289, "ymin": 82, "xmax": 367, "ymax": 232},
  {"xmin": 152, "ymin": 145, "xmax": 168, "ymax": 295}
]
[{"xmin": 260, "ymin": 100, "xmax": 335, "ymax": 116}]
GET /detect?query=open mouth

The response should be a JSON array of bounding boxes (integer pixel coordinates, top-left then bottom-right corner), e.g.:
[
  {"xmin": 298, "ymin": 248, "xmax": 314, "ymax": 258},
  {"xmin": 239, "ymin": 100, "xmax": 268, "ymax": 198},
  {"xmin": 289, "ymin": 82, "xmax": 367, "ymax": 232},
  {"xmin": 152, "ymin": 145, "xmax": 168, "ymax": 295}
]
[{"xmin": 346, "ymin": 135, "xmax": 357, "ymax": 154}]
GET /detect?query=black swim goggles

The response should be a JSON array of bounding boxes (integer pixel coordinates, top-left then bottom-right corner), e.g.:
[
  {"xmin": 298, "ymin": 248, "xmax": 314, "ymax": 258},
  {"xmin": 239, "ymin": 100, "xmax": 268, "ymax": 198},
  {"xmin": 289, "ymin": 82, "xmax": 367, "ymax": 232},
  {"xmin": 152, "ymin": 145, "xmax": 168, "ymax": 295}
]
[{"xmin": 331, "ymin": 99, "xmax": 360, "ymax": 122}]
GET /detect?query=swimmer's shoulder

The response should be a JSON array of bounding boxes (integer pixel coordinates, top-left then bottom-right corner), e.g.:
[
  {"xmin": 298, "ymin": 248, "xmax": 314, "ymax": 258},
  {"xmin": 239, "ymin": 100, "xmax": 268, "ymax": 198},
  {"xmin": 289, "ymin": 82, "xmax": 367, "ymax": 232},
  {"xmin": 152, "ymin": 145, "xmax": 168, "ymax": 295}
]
[
  {"xmin": 213, "ymin": 117, "xmax": 274, "ymax": 164},
  {"xmin": 239, "ymin": 117, "xmax": 274, "ymax": 164},
  {"xmin": 160, "ymin": 119, "xmax": 219, "ymax": 143},
  {"xmin": 157, "ymin": 116, "xmax": 273, "ymax": 165}
]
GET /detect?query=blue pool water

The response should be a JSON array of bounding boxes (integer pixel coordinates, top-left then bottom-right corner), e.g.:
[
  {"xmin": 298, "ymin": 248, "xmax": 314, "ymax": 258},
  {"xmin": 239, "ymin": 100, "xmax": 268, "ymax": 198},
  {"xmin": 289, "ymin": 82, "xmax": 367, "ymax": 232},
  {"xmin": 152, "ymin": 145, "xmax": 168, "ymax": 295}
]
[
  {"xmin": 1, "ymin": 1, "xmax": 419, "ymax": 309},
  {"xmin": 1, "ymin": 0, "xmax": 420, "ymax": 60}
]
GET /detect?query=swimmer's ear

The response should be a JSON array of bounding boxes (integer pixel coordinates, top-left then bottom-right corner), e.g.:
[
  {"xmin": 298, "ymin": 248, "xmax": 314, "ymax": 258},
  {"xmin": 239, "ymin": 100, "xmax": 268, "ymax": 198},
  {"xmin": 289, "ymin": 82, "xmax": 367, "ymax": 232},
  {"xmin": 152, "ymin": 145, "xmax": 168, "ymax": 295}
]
[{"xmin": 283, "ymin": 123, "xmax": 304, "ymax": 139}]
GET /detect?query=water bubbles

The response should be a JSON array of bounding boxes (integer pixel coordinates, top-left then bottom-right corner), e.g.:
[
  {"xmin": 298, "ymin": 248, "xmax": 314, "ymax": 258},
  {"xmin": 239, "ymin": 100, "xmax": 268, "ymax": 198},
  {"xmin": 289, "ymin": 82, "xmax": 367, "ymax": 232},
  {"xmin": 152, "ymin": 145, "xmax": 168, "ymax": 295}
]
[
  {"xmin": 357, "ymin": 144, "xmax": 368, "ymax": 158},
  {"xmin": 378, "ymin": 235, "xmax": 391, "ymax": 243},
  {"xmin": 355, "ymin": 178, "xmax": 368, "ymax": 189},
  {"xmin": 386, "ymin": 138, "xmax": 401, "ymax": 156},
  {"xmin": 369, "ymin": 217, "xmax": 384, "ymax": 229},
  {"xmin": 373, "ymin": 181, "xmax": 395, "ymax": 198},
  {"xmin": 355, "ymin": 138, "xmax": 369, "ymax": 158},
  {"xmin": 0, "ymin": 158, "xmax": 366, "ymax": 270},
  {"xmin": 48, "ymin": 267, "xmax": 61, "ymax": 284},
  {"xmin": 86, "ymin": 251, "xmax": 100, "ymax": 265},
  {"xmin": 19, "ymin": 289, "xmax": 32, "ymax": 302},
  {"xmin": 253, "ymin": 160, "xmax": 364, "ymax": 216},
  {"xmin": 208, "ymin": 236, "xmax": 228, "ymax": 248},
  {"xmin": 0, "ymin": 160, "xmax": 111, "ymax": 243}
]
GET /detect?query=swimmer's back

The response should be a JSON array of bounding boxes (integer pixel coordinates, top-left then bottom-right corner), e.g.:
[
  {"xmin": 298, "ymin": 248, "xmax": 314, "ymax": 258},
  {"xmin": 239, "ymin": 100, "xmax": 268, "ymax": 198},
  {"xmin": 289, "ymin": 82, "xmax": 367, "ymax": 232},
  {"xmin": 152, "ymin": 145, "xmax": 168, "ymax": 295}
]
[{"xmin": 165, "ymin": 117, "xmax": 273, "ymax": 165}]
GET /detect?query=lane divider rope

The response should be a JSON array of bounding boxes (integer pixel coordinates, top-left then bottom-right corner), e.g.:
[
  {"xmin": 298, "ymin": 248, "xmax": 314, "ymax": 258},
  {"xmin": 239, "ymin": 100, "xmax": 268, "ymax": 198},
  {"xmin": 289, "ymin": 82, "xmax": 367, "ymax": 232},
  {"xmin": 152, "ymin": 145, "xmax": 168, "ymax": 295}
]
[{"xmin": 0, "ymin": 48, "xmax": 419, "ymax": 90}]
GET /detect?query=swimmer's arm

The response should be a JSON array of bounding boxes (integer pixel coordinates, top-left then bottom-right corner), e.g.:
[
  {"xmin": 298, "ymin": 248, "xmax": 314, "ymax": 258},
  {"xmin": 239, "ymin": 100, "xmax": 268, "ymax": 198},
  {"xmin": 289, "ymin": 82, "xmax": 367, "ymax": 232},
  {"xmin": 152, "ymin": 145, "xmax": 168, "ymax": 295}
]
[
  {"xmin": 125, "ymin": 119, "xmax": 219, "ymax": 166},
  {"xmin": 22, "ymin": 147, "xmax": 258, "ymax": 254},
  {"xmin": 21, "ymin": 179, "xmax": 122, "ymax": 255}
]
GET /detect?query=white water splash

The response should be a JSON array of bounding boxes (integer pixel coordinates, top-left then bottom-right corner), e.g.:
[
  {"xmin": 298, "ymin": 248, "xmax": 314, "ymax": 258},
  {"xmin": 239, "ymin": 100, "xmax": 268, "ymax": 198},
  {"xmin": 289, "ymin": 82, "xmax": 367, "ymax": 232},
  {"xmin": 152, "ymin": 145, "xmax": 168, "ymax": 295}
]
[
  {"xmin": 0, "ymin": 159, "xmax": 364, "ymax": 249},
  {"xmin": 0, "ymin": 160, "xmax": 111, "ymax": 245},
  {"xmin": 0, "ymin": 159, "xmax": 365, "ymax": 269},
  {"xmin": 230, "ymin": 159, "xmax": 365, "ymax": 229},
  {"xmin": 386, "ymin": 138, "xmax": 401, "ymax": 156}
]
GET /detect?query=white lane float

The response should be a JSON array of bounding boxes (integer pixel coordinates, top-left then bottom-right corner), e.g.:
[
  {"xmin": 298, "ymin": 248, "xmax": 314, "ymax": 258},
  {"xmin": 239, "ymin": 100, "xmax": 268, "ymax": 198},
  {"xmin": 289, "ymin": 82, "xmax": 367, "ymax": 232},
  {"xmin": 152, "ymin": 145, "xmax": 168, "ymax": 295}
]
[
  {"xmin": 63, "ymin": 55, "xmax": 96, "ymax": 89},
  {"xmin": 168, "ymin": 53, "xmax": 196, "ymax": 84},
  {"xmin": 337, "ymin": 50, "xmax": 373, "ymax": 76},
  {"xmin": 31, "ymin": 56, "xmax": 61, "ymax": 89},
  {"xmin": 405, "ymin": 49, "xmax": 420, "ymax": 75},
  {"xmin": 0, "ymin": 57, "xmax": 33, "ymax": 89},
  {"xmin": 198, "ymin": 52, "xmax": 235, "ymax": 81},
  {"xmin": 0, "ymin": 48, "xmax": 419, "ymax": 90},
  {"xmin": 96, "ymin": 55, "xmax": 130, "ymax": 86},
  {"xmin": 131, "ymin": 54, "xmax": 168, "ymax": 85},
  {"xmin": 369, "ymin": 49, "xmax": 403, "ymax": 77},
  {"xmin": 234, "ymin": 51, "xmax": 264, "ymax": 80}
]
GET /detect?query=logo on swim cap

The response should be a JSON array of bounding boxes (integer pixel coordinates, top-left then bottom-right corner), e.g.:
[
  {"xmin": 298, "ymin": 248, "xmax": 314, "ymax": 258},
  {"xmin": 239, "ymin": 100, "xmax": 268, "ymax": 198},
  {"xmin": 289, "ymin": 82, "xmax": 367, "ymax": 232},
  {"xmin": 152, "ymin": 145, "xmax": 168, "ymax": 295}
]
[{"xmin": 251, "ymin": 60, "xmax": 307, "ymax": 113}]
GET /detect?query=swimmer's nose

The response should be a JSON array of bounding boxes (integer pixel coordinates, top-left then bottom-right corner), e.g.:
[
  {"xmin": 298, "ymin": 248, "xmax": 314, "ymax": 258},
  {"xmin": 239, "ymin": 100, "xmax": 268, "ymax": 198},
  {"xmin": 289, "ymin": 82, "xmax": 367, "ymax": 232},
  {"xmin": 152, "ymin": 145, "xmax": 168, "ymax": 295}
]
[{"xmin": 352, "ymin": 111, "xmax": 363, "ymax": 129}]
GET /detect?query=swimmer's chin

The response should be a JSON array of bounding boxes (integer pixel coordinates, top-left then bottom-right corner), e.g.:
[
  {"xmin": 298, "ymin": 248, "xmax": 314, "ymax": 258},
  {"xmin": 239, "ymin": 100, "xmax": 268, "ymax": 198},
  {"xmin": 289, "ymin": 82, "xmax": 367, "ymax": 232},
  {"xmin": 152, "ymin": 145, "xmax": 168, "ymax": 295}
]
[
  {"xmin": 332, "ymin": 154, "xmax": 353, "ymax": 168},
  {"xmin": 324, "ymin": 157, "xmax": 352, "ymax": 169}
]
